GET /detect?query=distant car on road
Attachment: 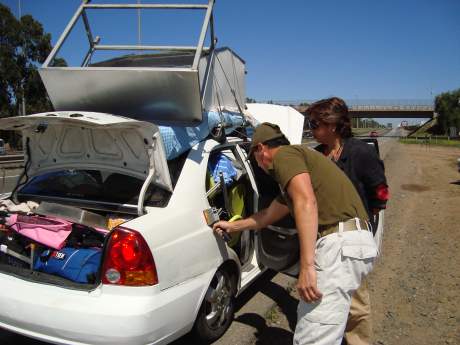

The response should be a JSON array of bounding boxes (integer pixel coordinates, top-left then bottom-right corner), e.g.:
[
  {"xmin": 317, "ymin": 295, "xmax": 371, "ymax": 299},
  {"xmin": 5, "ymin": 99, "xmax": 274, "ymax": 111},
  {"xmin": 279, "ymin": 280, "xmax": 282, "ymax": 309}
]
[
  {"xmin": 0, "ymin": 139, "xmax": 6, "ymax": 155},
  {"xmin": 369, "ymin": 131, "xmax": 378, "ymax": 138}
]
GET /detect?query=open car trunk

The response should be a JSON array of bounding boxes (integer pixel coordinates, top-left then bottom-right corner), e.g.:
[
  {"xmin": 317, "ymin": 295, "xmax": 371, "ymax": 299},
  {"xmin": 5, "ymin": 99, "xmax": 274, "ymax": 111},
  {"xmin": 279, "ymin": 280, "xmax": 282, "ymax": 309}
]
[
  {"xmin": 0, "ymin": 204, "xmax": 111, "ymax": 290},
  {"xmin": 0, "ymin": 111, "xmax": 173, "ymax": 289}
]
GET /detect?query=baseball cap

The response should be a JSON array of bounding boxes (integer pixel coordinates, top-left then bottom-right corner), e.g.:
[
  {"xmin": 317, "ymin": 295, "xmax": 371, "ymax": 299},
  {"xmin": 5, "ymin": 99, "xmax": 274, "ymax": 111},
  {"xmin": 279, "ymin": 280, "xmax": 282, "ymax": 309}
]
[{"xmin": 249, "ymin": 122, "xmax": 287, "ymax": 155}]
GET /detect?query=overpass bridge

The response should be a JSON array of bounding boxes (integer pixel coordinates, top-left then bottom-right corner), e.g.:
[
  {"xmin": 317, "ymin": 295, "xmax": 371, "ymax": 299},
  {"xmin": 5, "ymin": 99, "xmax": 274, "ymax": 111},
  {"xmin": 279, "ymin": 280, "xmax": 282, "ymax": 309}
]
[{"xmin": 285, "ymin": 99, "xmax": 434, "ymax": 118}]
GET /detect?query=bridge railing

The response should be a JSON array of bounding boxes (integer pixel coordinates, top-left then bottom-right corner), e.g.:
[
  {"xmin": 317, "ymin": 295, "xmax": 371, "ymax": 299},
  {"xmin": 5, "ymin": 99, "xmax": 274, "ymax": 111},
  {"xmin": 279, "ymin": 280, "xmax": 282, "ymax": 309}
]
[
  {"xmin": 270, "ymin": 99, "xmax": 434, "ymax": 110},
  {"xmin": 348, "ymin": 105, "xmax": 434, "ymax": 111}
]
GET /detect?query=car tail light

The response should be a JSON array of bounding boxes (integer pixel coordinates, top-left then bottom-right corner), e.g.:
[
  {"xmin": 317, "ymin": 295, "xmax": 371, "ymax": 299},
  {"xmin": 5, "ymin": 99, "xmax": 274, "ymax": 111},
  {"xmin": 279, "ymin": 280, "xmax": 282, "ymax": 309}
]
[{"xmin": 102, "ymin": 226, "xmax": 158, "ymax": 286}]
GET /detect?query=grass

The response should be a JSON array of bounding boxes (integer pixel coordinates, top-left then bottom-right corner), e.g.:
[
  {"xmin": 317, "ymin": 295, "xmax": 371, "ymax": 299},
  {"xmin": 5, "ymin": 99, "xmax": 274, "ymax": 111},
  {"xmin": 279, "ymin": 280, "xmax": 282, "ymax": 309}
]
[
  {"xmin": 399, "ymin": 137, "xmax": 460, "ymax": 148},
  {"xmin": 265, "ymin": 306, "xmax": 280, "ymax": 325}
]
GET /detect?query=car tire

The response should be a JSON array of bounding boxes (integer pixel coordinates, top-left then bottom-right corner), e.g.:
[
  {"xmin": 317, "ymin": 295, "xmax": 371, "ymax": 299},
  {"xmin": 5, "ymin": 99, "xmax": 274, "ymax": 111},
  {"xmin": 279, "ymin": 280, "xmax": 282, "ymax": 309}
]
[{"xmin": 193, "ymin": 268, "xmax": 235, "ymax": 343}]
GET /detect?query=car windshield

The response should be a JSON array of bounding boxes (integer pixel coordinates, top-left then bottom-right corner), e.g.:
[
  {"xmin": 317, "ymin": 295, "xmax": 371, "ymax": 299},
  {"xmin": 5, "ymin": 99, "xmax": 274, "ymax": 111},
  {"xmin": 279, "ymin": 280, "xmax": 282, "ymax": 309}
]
[{"xmin": 18, "ymin": 169, "xmax": 171, "ymax": 207}]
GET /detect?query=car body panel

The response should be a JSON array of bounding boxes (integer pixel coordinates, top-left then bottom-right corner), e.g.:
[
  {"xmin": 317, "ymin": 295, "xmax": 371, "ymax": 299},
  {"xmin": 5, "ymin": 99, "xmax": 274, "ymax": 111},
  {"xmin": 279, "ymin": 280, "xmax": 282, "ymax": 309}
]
[
  {"xmin": 0, "ymin": 269, "xmax": 215, "ymax": 345},
  {"xmin": 125, "ymin": 139, "xmax": 230, "ymax": 291}
]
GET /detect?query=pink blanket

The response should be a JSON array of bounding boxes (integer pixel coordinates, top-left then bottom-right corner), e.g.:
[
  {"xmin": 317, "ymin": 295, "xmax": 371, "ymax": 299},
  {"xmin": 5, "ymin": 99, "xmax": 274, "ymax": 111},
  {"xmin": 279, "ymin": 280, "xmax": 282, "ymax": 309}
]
[{"xmin": 7, "ymin": 214, "xmax": 72, "ymax": 250}]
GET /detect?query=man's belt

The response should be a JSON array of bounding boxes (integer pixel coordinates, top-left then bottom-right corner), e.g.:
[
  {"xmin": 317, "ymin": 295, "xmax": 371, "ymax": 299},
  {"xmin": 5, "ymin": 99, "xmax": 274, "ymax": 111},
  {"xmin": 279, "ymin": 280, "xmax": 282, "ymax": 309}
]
[{"xmin": 318, "ymin": 218, "xmax": 370, "ymax": 239}]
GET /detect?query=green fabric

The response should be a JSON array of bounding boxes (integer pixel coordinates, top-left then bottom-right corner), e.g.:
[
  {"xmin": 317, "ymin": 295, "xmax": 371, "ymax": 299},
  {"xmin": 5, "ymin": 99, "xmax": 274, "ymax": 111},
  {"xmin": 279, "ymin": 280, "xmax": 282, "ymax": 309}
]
[
  {"xmin": 206, "ymin": 170, "xmax": 244, "ymax": 248},
  {"xmin": 269, "ymin": 145, "xmax": 368, "ymax": 225}
]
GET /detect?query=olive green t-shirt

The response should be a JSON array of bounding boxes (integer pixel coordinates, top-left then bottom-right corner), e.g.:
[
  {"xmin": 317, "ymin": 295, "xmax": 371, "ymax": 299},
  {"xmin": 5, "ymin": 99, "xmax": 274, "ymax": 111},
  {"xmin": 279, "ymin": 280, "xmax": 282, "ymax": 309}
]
[{"xmin": 269, "ymin": 145, "xmax": 368, "ymax": 225}]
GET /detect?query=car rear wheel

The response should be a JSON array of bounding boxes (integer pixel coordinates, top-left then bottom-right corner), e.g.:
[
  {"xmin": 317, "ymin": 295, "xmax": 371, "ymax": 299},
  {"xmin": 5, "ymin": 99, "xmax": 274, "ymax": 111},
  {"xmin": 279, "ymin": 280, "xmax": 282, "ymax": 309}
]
[{"xmin": 193, "ymin": 269, "xmax": 235, "ymax": 343}]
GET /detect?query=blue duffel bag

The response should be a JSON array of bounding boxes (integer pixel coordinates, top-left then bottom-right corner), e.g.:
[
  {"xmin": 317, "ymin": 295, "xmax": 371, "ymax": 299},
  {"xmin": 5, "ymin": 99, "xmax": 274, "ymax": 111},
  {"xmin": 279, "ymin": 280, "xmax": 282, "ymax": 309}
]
[{"xmin": 34, "ymin": 247, "xmax": 102, "ymax": 284}]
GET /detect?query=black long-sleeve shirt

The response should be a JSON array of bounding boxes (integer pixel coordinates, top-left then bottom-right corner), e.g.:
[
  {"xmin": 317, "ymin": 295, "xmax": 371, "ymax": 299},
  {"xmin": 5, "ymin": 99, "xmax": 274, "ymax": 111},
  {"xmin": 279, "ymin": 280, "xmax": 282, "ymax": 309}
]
[{"xmin": 316, "ymin": 138, "xmax": 389, "ymax": 220}]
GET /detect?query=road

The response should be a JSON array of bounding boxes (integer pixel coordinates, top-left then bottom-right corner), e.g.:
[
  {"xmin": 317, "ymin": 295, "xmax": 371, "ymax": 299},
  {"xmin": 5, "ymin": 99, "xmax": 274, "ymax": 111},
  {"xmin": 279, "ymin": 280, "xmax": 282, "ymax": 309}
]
[
  {"xmin": 0, "ymin": 172, "xmax": 21, "ymax": 195},
  {"xmin": 0, "ymin": 132, "xmax": 413, "ymax": 345}
]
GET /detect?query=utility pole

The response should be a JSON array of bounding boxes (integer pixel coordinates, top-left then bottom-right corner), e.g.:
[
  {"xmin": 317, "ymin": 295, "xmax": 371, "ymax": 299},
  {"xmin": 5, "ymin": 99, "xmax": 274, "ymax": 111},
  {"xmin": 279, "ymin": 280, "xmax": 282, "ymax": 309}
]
[
  {"xmin": 137, "ymin": 0, "xmax": 141, "ymax": 47},
  {"xmin": 18, "ymin": 0, "xmax": 26, "ymax": 116}
]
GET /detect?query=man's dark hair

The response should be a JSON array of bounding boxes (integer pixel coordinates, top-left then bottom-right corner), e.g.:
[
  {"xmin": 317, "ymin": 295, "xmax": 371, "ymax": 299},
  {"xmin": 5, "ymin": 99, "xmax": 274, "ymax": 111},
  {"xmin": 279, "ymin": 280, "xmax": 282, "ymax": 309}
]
[{"xmin": 306, "ymin": 97, "xmax": 352, "ymax": 138}]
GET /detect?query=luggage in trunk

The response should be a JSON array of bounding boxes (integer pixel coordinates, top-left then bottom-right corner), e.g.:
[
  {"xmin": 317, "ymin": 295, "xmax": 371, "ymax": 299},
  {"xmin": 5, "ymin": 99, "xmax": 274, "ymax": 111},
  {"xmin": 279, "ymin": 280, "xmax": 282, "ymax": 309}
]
[{"xmin": 0, "ymin": 205, "xmax": 113, "ymax": 288}]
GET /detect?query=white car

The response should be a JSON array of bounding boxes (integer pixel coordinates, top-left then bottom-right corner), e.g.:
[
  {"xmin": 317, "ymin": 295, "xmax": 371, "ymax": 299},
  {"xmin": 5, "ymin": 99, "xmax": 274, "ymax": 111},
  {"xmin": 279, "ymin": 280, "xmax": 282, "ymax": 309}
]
[{"xmin": 0, "ymin": 106, "xmax": 304, "ymax": 345}]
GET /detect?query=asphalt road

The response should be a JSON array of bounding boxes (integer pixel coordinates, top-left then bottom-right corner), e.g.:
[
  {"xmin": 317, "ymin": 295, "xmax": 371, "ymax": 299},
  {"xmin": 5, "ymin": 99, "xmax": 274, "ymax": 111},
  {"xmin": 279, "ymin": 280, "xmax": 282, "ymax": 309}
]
[
  {"xmin": 0, "ymin": 173, "xmax": 20, "ymax": 195},
  {"xmin": 0, "ymin": 133, "xmax": 400, "ymax": 345}
]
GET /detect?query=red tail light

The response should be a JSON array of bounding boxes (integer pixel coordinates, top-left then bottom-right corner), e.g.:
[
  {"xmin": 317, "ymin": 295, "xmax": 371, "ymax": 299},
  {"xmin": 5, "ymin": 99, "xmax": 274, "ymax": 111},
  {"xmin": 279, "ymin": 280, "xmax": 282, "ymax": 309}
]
[{"xmin": 102, "ymin": 226, "xmax": 158, "ymax": 286}]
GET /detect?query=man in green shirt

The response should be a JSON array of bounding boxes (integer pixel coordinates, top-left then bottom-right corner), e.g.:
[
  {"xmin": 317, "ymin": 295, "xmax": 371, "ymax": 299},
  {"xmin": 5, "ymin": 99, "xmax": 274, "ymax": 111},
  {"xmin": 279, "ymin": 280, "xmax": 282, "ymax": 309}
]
[{"xmin": 213, "ymin": 122, "xmax": 378, "ymax": 345}]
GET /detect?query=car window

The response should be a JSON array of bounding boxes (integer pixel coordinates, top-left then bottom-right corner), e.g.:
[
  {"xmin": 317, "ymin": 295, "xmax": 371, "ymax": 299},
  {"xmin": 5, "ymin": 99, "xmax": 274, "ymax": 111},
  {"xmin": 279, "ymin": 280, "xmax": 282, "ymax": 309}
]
[{"xmin": 18, "ymin": 169, "xmax": 172, "ymax": 207}]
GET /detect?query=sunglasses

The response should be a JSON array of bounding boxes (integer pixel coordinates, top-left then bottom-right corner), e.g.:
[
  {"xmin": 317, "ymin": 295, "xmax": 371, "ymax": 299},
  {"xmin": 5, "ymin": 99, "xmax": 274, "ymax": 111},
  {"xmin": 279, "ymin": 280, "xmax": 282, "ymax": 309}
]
[{"xmin": 308, "ymin": 119, "xmax": 321, "ymax": 130}]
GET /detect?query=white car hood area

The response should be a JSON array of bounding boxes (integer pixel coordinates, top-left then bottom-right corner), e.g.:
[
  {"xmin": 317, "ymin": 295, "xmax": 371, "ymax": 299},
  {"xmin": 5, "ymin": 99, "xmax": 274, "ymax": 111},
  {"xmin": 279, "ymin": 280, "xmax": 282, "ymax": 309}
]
[{"xmin": 0, "ymin": 111, "xmax": 172, "ymax": 192}]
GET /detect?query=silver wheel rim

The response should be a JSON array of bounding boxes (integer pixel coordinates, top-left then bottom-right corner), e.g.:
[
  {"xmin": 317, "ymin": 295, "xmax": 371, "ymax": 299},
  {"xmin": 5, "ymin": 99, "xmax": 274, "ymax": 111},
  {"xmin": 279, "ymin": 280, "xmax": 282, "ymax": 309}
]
[{"xmin": 204, "ymin": 271, "xmax": 232, "ymax": 330}]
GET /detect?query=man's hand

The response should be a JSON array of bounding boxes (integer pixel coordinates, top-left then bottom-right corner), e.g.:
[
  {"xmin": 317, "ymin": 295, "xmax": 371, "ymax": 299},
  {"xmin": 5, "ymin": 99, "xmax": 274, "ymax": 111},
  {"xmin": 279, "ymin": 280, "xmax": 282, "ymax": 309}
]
[
  {"xmin": 213, "ymin": 220, "xmax": 234, "ymax": 238},
  {"xmin": 297, "ymin": 266, "xmax": 322, "ymax": 303}
]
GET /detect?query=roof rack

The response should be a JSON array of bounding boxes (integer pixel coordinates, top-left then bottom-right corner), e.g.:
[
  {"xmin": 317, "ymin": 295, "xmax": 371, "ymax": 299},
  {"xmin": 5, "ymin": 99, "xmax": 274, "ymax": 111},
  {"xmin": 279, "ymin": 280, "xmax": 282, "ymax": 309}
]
[{"xmin": 40, "ymin": 0, "xmax": 246, "ymax": 125}]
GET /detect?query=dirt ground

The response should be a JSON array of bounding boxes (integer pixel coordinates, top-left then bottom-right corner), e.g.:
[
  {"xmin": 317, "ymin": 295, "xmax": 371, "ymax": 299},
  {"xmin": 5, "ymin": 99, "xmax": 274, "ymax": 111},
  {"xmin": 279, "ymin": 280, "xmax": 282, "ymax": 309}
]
[
  {"xmin": 248, "ymin": 142, "xmax": 460, "ymax": 345},
  {"xmin": 370, "ymin": 143, "xmax": 460, "ymax": 345}
]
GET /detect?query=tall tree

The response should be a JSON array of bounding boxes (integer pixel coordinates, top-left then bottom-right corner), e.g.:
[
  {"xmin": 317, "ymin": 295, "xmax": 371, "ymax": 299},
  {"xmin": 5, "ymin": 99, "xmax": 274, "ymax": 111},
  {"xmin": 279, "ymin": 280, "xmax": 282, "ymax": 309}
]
[
  {"xmin": 434, "ymin": 88, "xmax": 460, "ymax": 135},
  {"xmin": 0, "ymin": 3, "xmax": 65, "ymax": 118}
]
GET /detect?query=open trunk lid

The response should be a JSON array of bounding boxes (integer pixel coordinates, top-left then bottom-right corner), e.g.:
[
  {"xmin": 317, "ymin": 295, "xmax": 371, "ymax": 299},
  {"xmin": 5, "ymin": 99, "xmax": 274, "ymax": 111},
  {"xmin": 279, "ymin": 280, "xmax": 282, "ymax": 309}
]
[{"xmin": 0, "ymin": 111, "xmax": 172, "ymax": 193}]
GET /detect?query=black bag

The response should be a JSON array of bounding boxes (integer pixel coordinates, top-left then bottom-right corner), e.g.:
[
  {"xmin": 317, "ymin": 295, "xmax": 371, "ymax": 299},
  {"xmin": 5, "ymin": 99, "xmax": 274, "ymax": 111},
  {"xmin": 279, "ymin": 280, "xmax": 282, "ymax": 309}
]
[{"xmin": 65, "ymin": 224, "xmax": 105, "ymax": 248}]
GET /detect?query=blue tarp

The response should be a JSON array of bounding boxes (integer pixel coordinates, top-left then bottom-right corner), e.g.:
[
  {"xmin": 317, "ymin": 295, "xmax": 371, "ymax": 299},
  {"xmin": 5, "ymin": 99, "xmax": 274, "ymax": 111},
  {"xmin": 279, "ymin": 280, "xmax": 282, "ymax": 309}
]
[
  {"xmin": 208, "ymin": 153, "xmax": 237, "ymax": 185},
  {"xmin": 159, "ymin": 111, "xmax": 245, "ymax": 160}
]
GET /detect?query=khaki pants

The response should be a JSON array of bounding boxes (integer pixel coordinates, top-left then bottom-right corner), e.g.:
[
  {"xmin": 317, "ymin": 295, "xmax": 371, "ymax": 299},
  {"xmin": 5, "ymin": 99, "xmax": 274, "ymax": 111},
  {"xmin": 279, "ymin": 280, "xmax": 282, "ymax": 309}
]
[
  {"xmin": 343, "ymin": 280, "xmax": 372, "ymax": 345},
  {"xmin": 294, "ymin": 222, "xmax": 377, "ymax": 345}
]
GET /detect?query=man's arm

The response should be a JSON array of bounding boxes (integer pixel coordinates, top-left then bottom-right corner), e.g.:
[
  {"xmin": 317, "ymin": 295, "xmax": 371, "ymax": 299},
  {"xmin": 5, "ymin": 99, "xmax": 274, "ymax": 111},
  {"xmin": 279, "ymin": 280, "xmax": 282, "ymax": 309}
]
[
  {"xmin": 286, "ymin": 172, "xmax": 323, "ymax": 303},
  {"xmin": 212, "ymin": 198, "xmax": 289, "ymax": 235}
]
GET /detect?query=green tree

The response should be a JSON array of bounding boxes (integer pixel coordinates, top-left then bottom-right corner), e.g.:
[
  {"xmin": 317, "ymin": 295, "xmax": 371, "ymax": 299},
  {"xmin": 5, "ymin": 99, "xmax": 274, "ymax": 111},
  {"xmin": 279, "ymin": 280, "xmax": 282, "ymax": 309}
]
[
  {"xmin": 0, "ymin": 3, "xmax": 66, "ymax": 118},
  {"xmin": 434, "ymin": 88, "xmax": 460, "ymax": 135},
  {"xmin": 0, "ymin": 4, "xmax": 67, "ymax": 149}
]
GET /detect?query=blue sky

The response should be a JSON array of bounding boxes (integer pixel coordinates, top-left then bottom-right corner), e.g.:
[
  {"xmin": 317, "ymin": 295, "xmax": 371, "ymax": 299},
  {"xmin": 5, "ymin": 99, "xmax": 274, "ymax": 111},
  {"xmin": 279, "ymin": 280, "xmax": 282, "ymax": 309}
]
[{"xmin": 2, "ymin": 0, "xmax": 459, "ymax": 125}]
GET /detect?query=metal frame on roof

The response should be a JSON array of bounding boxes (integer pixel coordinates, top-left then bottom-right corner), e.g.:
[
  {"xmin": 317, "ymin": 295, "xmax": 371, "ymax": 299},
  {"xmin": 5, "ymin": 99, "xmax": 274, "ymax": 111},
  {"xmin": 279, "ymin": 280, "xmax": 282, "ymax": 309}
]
[
  {"xmin": 39, "ymin": 0, "xmax": 246, "ymax": 125},
  {"xmin": 43, "ymin": 0, "xmax": 215, "ymax": 70}
]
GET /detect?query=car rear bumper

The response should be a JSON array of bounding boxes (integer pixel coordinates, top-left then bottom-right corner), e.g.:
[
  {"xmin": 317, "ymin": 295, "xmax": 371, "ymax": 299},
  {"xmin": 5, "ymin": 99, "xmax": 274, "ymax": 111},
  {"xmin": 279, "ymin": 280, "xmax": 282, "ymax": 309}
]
[{"xmin": 0, "ymin": 270, "xmax": 214, "ymax": 345}]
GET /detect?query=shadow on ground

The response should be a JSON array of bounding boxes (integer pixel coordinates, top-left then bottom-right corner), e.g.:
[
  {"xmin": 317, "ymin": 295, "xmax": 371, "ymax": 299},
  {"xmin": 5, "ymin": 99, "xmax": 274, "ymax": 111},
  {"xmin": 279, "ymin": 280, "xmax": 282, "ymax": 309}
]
[
  {"xmin": 235, "ymin": 313, "xmax": 293, "ymax": 345},
  {"xmin": 233, "ymin": 273, "xmax": 298, "ymax": 344},
  {"xmin": 173, "ymin": 270, "xmax": 298, "ymax": 345}
]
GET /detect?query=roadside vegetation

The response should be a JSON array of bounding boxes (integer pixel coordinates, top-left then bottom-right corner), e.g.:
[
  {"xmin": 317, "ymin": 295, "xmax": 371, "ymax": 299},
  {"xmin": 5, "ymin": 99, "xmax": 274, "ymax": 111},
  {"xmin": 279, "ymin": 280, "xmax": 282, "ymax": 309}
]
[
  {"xmin": 0, "ymin": 4, "xmax": 66, "ymax": 150},
  {"xmin": 434, "ymin": 89, "xmax": 460, "ymax": 135},
  {"xmin": 399, "ymin": 137, "xmax": 460, "ymax": 148}
]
